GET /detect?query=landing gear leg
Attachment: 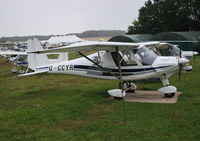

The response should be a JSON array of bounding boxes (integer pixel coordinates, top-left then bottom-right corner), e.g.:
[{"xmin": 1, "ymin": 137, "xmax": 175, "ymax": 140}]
[
  {"xmin": 18, "ymin": 66, "xmax": 25, "ymax": 74},
  {"xmin": 122, "ymin": 81, "xmax": 137, "ymax": 93},
  {"xmin": 158, "ymin": 76, "xmax": 177, "ymax": 98},
  {"xmin": 11, "ymin": 66, "xmax": 17, "ymax": 73}
]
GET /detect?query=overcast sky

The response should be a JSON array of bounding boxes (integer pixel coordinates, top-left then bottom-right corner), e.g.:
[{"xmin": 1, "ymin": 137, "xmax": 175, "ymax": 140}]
[{"xmin": 0, "ymin": 0, "xmax": 146, "ymax": 37}]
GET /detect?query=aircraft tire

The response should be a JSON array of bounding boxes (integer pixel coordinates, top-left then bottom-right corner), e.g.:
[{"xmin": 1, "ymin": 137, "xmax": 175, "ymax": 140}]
[
  {"xmin": 114, "ymin": 97, "xmax": 123, "ymax": 100},
  {"xmin": 164, "ymin": 93, "xmax": 175, "ymax": 98},
  {"xmin": 126, "ymin": 89, "xmax": 135, "ymax": 93},
  {"xmin": 186, "ymin": 69, "xmax": 192, "ymax": 72}
]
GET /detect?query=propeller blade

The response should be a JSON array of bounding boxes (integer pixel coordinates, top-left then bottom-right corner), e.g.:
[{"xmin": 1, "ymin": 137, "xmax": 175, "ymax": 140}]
[
  {"xmin": 193, "ymin": 51, "xmax": 198, "ymax": 68},
  {"xmin": 179, "ymin": 47, "xmax": 182, "ymax": 58},
  {"xmin": 178, "ymin": 64, "xmax": 182, "ymax": 82},
  {"xmin": 178, "ymin": 57, "xmax": 189, "ymax": 81}
]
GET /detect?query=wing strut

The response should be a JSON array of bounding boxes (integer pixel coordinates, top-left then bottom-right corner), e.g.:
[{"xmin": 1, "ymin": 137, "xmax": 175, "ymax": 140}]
[
  {"xmin": 79, "ymin": 50, "xmax": 127, "ymax": 123},
  {"xmin": 116, "ymin": 47, "xmax": 127, "ymax": 123},
  {"xmin": 78, "ymin": 52, "xmax": 120, "ymax": 79}
]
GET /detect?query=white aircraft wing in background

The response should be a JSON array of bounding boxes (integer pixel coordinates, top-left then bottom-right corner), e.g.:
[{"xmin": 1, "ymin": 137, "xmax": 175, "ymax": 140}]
[
  {"xmin": 154, "ymin": 42, "xmax": 174, "ymax": 49},
  {"xmin": 0, "ymin": 51, "xmax": 27, "ymax": 55},
  {"xmin": 31, "ymin": 41, "xmax": 160, "ymax": 53}
]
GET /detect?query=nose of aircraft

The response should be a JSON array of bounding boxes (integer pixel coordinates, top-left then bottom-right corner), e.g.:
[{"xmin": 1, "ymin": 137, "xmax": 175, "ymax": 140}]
[
  {"xmin": 194, "ymin": 51, "xmax": 199, "ymax": 55},
  {"xmin": 178, "ymin": 58, "xmax": 189, "ymax": 64}
]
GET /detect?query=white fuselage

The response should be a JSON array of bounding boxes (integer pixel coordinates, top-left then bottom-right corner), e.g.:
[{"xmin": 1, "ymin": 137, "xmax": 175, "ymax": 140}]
[{"xmin": 36, "ymin": 51, "xmax": 180, "ymax": 81}]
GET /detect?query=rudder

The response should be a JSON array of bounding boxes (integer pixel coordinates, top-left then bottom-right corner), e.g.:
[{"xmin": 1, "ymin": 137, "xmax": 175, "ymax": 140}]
[{"xmin": 27, "ymin": 38, "xmax": 50, "ymax": 71}]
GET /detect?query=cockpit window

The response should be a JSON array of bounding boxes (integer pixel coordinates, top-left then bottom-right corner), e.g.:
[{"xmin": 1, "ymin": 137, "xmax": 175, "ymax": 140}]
[
  {"xmin": 111, "ymin": 50, "xmax": 137, "ymax": 66},
  {"xmin": 16, "ymin": 56, "xmax": 25, "ymax": 61},
  {"xmin": 111, "ymin": 46, "xmax": 157, "ymax": 66},
  {"xmin": 120, "ymin": 50, "xmax": 137, "ymax": 66},
  {"xmin": 157, "ymin": 46, "xmax": 181, "ymax": 56},
  {"xmin": 170, "ymin": 46, "xmax": 181, "ymax": 56},
  {"xmin": 158, "ymin": 48, "xmax": 172, "ymax": 56}
]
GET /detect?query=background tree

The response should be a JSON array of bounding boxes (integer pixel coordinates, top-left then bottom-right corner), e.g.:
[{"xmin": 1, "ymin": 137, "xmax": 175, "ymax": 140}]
[{"xmin": 128, "ymin": 0, "xmax": 200, "ymax": 34}]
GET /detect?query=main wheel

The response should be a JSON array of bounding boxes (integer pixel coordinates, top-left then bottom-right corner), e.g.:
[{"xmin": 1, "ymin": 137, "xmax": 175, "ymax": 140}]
[
  {"xmin": 114, "ymin": 97, "xmax": 123, "ymax": 100},
  {"xmin": 126, "ymin": 89, "xmax": 135, "ymax": 93},
  {"xmin": 11, "ymin": 68, "xmax": 17, "ymax": 73},
  {"xmin": 164, "ymin": 93, "xmax": 175, "ymax": 98},
  {"xmin": 122, "ymin": 82, "xmax": 136, "ymax": 93}
]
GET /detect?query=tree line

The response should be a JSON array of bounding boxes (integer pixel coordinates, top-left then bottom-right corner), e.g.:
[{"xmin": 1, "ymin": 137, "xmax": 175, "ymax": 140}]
[
  {"xmin": 0, "ymin": 30, "xmax": 126, "ymax": 42},
  {"xmin": 128, "ymin": 0, "xmax": 200, "ymax": 34}
]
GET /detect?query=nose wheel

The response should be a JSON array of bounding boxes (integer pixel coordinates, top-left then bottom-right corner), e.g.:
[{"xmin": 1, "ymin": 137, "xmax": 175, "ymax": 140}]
[
  {"xmin": 164, "ymin": 93, "xmax": 175, "ymax": 98},
  {"xmin": 159, "ymin": 76, "xmax": 177, "ymax": 98}
]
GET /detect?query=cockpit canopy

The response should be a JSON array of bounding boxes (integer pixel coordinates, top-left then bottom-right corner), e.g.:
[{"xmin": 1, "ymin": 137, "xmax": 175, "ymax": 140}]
[
  {"xmin": 111, "ymin": 46, "xmax": 158, "ymax": 66},
  {"xmin": 156, "ymin": 45, "xmax": 181, "ymax": 57}
]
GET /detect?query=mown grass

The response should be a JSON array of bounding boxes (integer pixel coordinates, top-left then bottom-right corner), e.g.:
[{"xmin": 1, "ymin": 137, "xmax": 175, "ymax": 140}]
[{"xmin": 0, "ymin": 57, "xmax": 200, "ymax": 141}]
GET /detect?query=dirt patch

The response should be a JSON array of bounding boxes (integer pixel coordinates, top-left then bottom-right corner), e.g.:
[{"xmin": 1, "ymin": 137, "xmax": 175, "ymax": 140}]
[{"xmin": 123, "ymin": 90, "xmax": 182, "ymax": 104}]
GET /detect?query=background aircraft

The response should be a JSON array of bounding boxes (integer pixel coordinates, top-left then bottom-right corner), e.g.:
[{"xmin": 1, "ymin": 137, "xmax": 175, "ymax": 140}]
[
  {"xmin": 150, "ymin": 43, "xmax": 198, "ymax": 72},
  {"xmin": 0, "ymin": 49, "xmax": 68, "ymax": 73}
]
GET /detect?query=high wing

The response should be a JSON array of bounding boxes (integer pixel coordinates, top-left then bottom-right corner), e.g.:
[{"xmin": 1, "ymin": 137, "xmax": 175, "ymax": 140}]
[
  {"xmin": 154, "ymin": 42, "xmax": 174, "ymax": 49},
  {"xmin": 30, "ymin": 40, "xmax": 160, "ymax": 53},
  {"xmin": 0, "ymin": 51, "xmax": 68, "ymax": 56},
  {"xmin": 0, "ymin": 51, "xmax": 27, "ymax": 55}
]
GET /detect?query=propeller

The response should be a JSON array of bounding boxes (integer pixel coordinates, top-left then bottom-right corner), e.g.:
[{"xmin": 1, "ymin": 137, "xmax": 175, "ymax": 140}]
[
  {"xmin": 177, "ymin": 48, "xmax": 189, "ymax": 82},
  {"xmin": 192, "ymin": 43, "xmax": 199, "ymax": 67},
  {"xmin": 178, "ymin": 47, "xmax": 182, "ymax": 82},
  {"xmin": 193, "ymin": 51, "xmax": 198, "ymax": 66},
  {"xmin": 178, "ymin": 58, "xmax": 190, "ymax": 82},
  {"xmin": 178, "ymin": 61, "xmax": 182, "ymax": 82}
]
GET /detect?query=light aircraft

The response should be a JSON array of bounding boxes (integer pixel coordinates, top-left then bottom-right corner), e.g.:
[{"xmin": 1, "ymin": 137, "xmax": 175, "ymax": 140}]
[
  {"xmin": 0, "ymin": 50, "xmax": 28, "ymax": 73},
  {"xmin": 44, "ymin": 35, "xmax": 84, "ymax": 48},
  {"xmin": 0, "ymin": 35, "xmax": 81, "ymax": 73},
  {"xmin": 0, "ymin": 50, "xmax": 68, "ymax": 73},
  {"xmin": 151, "ymin": 43, "xmax": 198, "ymax": 71},
  {"xmin": 19, "ymin": 38, "xmax": 190, "ymax": 98}
]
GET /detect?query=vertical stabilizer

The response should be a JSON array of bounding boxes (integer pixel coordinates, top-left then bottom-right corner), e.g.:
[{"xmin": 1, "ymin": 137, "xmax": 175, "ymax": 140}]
[{"xmin": 27, "ymin": 38, "xmax": 50, "ymax": 71}]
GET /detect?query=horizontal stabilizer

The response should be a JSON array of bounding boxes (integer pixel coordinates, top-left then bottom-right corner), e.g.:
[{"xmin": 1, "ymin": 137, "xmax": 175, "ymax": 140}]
[
  {"xmin": 0, "ymin": 51, "xmax": 27, "ymax": 55},
  {"xmin": 18, "ymin": 70, "xmax": 48, "ymax": 77}
]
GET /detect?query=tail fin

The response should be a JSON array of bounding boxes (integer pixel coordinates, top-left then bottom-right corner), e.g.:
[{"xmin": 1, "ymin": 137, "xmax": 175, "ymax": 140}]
[{"xmin": 27, "ymin": 38, "xmax": 50, "ymax": 71}]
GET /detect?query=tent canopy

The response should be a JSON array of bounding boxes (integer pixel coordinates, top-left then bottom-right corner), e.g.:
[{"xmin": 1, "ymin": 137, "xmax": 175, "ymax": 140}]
[{"xmin": 108, "ymin": 34, "xmax": 153, "ymax": 43}]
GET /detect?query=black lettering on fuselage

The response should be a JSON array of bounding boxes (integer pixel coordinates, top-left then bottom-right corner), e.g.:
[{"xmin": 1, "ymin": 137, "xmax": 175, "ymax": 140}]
[
  {"xmin": 66, "ymin": 65, "xmax": 69, "ymax": 70},
  {"xmin": 62, "ymin": 65, "xmax": 65, "ymax": 71},
  {"xmin": 57, "ymin": 65, "xmax": 74, "ymax": 71},
  {"xmin": 49, "ymin": 66, "xmax": 53, "ymax": 71},
  {"xmin": 58, "ymin": 65, "xmax": 62, "ymax": 71},
  {"xmin": 70, "ymin": 65, "xmax": 73, "ymax": 70}
]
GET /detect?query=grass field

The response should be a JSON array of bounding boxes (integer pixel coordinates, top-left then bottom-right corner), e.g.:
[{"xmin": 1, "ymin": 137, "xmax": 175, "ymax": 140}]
[{"xmin": 0, "ymin": 57, "xmax": 200, "ymax": 141}]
